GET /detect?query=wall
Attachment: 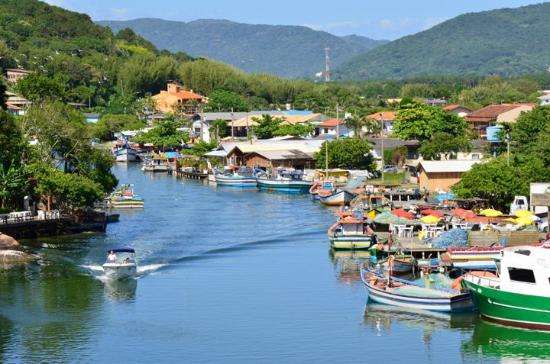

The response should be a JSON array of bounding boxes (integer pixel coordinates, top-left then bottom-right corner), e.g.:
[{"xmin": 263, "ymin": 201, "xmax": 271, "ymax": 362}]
[{"xmin": 418, "ymin": 168, "xmax": 463, "ymax": 192}]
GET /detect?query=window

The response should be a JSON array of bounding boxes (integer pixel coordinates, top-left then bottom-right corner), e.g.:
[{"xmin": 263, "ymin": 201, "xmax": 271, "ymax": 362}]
[{"xmin": 508, "ymin": 268, "xmax": 536, "ymax": 283}]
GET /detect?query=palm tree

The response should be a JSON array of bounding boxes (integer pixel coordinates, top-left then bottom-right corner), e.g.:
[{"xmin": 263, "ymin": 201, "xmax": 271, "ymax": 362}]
[{"xmin": 345, "ymin": 115, "xmax": 363, "ymax": 139}]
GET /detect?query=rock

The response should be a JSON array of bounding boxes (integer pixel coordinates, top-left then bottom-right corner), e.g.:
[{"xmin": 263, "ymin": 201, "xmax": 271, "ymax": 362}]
[
  {"xmin": 0, "ymin": 250, "xmax": 35, "ymax": 265},
  {"xmin": 0, "ymin": 233, "xmax": 20, "ymax": 250}
]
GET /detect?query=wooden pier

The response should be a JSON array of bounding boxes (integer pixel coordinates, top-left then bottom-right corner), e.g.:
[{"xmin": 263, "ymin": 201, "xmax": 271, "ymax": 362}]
[{"xmin": 176, "ymin": 169, "xmax": 208, "ymax": 180}]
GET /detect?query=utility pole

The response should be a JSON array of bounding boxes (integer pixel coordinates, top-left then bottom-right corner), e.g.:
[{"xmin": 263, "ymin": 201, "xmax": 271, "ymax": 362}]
[
  {"xmin": 231, "ymin": 108, "xmax": 235, "ymax": 141},
  {"xmin": 336, "ymin": 103, "xmax": 340, "ymax": 139},
  {"xmin": 506, "ymin": 131, "xmax": 511, "ymax": 166}
]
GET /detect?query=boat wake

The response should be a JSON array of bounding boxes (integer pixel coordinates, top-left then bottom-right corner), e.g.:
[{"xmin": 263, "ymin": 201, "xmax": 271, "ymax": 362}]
[{"xmin": 80, "ymin": 263, "xmax": 167, "ymax": 281}]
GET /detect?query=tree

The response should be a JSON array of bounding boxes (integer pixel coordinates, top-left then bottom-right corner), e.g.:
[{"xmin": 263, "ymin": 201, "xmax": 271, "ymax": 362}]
[
  {"xmin": 209, "ymin": 119, "xmax": 230, "ymax": 140},
  {"xmin": 15, "ymin": 73, "xmax": 67, "ymax": 102},
  {"xmin": 205, "ymin": 90, "xmax": 249, "ymax": 112},
  {"xmin": 0, "ymin": 110, "xmax": 26, "ymax": 168},
  {"xmin": 393, "ymin": 101, "xmax": 467, "ymax": 141},
  {"xmin": 315, "ymin": 139, "xmax": 375, "ymax": 170},
  {"xmin": 93, "ymin": 114, "xmax": 146, "ymax": 141},
  {"xmin": 419, "ymin": 132, "xmax": 471, "ymax": 160},
  {"xmin": 133, "ymin": 120, "xmax": 189, "ymax": 150},
  {"xmin": 273, "ymin": 123, "xmax": 314, "ymax": 137},
  {"xmin": 0, "ymin": 163, "xmax": 28, "ymax": 210},
  {"xmin": 345, "ymin": 115, "xmax": 363, "ymax": 138},
  {"xmin": 251, "ymin": 115, "xmax": 284, "ymax": 139},
  {"xmin": 510, "ymin": 106, "xmax": 550, "ymax": 156}
]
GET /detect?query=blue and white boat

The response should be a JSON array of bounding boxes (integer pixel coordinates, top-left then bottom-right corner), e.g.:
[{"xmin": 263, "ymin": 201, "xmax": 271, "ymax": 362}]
[
  {"xmin": 215, "ymin": 167, "xmax": 258, "ymax": 188},
  {"xmin": 103, "ymin": 248, "xmax": 137, "ymax": 280},
  {"xmin": 257, "ymin": 169, "xmax": 312, "ymax": 193},
  {"xmin": 361, "ymin": 268, "xmax": 473, "ymax": 313},
  {"xmin": 115, "ymin": 147, "xmax": 139, "ymax": 162}
]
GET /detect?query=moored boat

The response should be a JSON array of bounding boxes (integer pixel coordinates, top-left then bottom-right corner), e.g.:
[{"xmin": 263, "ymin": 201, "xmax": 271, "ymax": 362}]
[
  {"xmin": 462, "ymin": 244, "xmax": 550, "ymax": 330},
  {"xmin": 319, "ymin": 189, "xmax": 355, "ymax": 206},
  {"xmin": 102, "ymin": 248, "xmax": 137, "ymax": 280},
  {"xmin": 328, "ymin": 215, "xmax": 376, "ymax": 250},
  {"xmin": 257, "ymin": 169, "xmax": 311, "ymax": 193},
  {"xmin": 142, "ymin": 155, "xmax": 170, "ymax": 172},
  {"xmin": 107, "ymin": 184, "xmax": 144, "ymax": 209},
  {"xmin": 380, "ymin": 254, "xmax": 416, "ymax": 275},
  {"xmin": 446, "ymin": 246, "xmax": 502, "ymax": 270},
  {"xmin": 361, "ymin": 268, "xmax": 473, "ymax": 312},
  {"xmin": 115, "ymin": 147, "xmax": 139, "ymax": 162},
  {"xmin": 310, "ymin": 180, "xmax": 335, "ymax": 200},
  {"xmin": 215, "ymin": 167, "xmax": 257, "ymax": 187}
]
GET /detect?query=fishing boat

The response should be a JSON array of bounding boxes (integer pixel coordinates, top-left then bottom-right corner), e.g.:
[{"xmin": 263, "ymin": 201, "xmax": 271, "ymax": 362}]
[
  {"xmin": 462, "ymin": 244, "xmax": 550, "ymax": 330},
  {"xmin": 215, "ymin": 167, "xmax": 257, "ymax": 187},
  {"xmin": 380, "ymin": 254, "xmax": 416, "ymax": 275},
  {"xmin": 107, "ymin": 184, "xmax": 144, "ymax": 209},
  {"xmin": 319, "ymin": 189, "xmax": 355, "ymax": 206},
  {"xmin": 361, "ymin": 268, "xmax": 473, "ymax": 312},
  {"xmin": 446, "ymin": 246, "xmax": 502, "ymax": 270},
  {"xmin": 142, "ymin": 155, "xmax": 169, "ymax": 172},
  {"xmin": 114, "ymin": 147, "xmax": 139, "ymax": 162},
  {"xmin": 310, "ymin": 180, "xmax": 335, "ymax": 200},
  {"xmin": 257, "ymin": 169, "xmax": 311, "ymax": 193},
  {"xmin": 328, "ymin": 215, "xmax": 376, "ymax": 250},
  {"xmin": 102, "ymin": 248, "xmax": 137, "ymax": 280}
]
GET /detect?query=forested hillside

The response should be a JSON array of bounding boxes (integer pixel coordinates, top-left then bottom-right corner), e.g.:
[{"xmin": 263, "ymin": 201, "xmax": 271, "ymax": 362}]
[
  {"xmin": 336, "ymin": 3, "xmax": 550, "ymax": 80},
  {"xmin": 99, "ymin": 18, "xmax": 387, "ymax": 78}
]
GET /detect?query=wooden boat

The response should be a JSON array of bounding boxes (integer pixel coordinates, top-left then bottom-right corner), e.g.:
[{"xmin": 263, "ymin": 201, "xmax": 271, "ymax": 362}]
[
  {"xmin": 310, "ymin": 180, "xmax": 335, "ymax": 200},
  {"xmin": 142, "ymin": 155, "xmax": 169, "ymax": 172},
  {"xmin": 114, "ymin": 147, "xmax": 139, "ymax": 162},
  {"xmin": 361, "ymin": 268, "xmax": 473, "ymax": 312},
  {"xmin": 215, "ymin": 167, "xmax": 257, "ymax": 187},
  {"xmin": 328, "ymin": 215, "xmax": 376, "ymax": 250},
  {"xmin": 462, "ymin": 244, "xmax": 550, "ymax": 330},
  {"xmin": 446, "ymin": 246, "xmax": 502, "ymax": 270},
  {"xmin": 319, "ymin": 189, "xmax": 355, "ymax": 206},
  {"xmin": 107, "ymin": 184, "xmax": 144, "ymax": 209},
  {"xmin": 257, "ymin": 169, "xmax": 311, "ymax": 193},
  {"xmin": 380, "ymin": 255, "xmax": 416, "ymax": 275}
]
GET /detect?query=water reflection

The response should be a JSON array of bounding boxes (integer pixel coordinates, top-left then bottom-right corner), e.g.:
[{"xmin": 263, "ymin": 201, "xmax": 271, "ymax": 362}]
[
  {"xmin": 329, "ymin": 249, "xmax": 370, "ymax": 284},
  {"xmin": 462, "ymin": 319, "xmax": 550, "ymax": 361},
  {"xmin": 104, "ymin": 278, "xmax": 137, "ymax": 301}
]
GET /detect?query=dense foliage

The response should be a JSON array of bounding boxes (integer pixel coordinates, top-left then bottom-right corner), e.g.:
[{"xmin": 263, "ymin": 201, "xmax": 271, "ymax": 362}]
[
  {"xmin": 453, "ymin": 106, "xmax": 550, "ymax": 209},
  {"xmin": 315, "ymin": 139, "xmax": 375, "ymax": 170},
  {"xmin": 336, "ymin": 3, "xmax": 550, "ymax": 80},
  {"xmin": 133, "ymin": 121, "xmax": 189, "ymax": 149},
  {"xmin": 100, "ymin": 18, "xmax": 387, "ymax": 78},
  {"xmin": 250, "ymin": 115, "xmax": 314, "ymax": 139},
  {"xmin": 93, "ymin": 114, "xmax": 146, "ymax": 141}
]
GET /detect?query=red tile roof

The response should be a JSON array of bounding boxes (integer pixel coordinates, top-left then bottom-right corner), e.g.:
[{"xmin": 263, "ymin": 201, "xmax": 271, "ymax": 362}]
[
  {"xmin": 465, "ymin": 104, "xmax": 525, "ymax": 122},
  {"xmin": 443, "ymin": 104, "xmax": 471, "ymax": 112},
  {"xmin": 367, "ymin": 111, "xmax": 396, "ymax": 121},
  {"xmin": 319, "ymin": 118, "xmax": 344, "ymax": 127}
]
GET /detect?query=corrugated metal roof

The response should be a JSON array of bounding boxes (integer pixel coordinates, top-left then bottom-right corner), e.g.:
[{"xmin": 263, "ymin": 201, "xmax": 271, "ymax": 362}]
[{"xmin": 419, "ymin": 160, "xmax": 481, "ymax": 173}]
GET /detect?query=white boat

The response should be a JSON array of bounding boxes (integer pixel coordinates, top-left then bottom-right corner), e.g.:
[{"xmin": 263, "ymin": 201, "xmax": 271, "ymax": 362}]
[
  {"xmin": 319, "ymin": 189, "xmax": 355, "ymax": 206},
  {"xmin": 257, "ymin": 169, "xmax": 312, "ymax": 193},
  {"xmin": 115, "ymin": 147, "xmax": 139, "ymax": 162},
  {"xmin": 328, "ymin": 215, "xmax": 376, "ymax": 250},
  {"xmin": 102, "ymin": 248, "xmax": 137, "ymax": 280},
  {"xmin": 142, "ymin": 156, "xmax": 170, "ymax": 172},
  {"xmin": 215, "ymin": 167, "xmax": 257, "ymax": 187}
]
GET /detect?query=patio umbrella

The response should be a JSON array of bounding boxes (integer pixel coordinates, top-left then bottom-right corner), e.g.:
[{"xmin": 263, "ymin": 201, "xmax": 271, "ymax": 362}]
[
  {"xmin": 515, "ymin": 216, "xmax": 534, "ymax": 226},
  {"xmin": 479, "ymin": 209, "xmax": 503, "ymax": 217},
  {"xmin": 514, "ymin": 210, "xmax": 534, "ymax": 218},
  {"xmin": 392, "ymin": 208, "xmax": 414, "ymax": 220},
  {"xmin": 421, "ymin": 209, "xmax": 444, "ymax": 218},
  {"xmin": 420, "ymin": 215, "xmax": 441, "ymax": 224},
  {"xmin": 452, "ymin": 208, "xmax": 476, "ymax": 219}
]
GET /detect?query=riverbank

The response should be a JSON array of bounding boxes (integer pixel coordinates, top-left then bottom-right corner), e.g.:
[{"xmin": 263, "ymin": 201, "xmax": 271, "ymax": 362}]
[
  {"xmin": 0, "ymin": 214, "xmax": 106, "ymax": 240},
  {"xmin": 0, "ymin": 164, "xmax": 546, "ymax": 363}
]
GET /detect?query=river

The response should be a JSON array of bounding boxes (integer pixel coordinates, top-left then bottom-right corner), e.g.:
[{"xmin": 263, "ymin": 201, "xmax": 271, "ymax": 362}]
[{"xmin": 0, "ymin": 164, "xmax": 549, "ymax": 363}]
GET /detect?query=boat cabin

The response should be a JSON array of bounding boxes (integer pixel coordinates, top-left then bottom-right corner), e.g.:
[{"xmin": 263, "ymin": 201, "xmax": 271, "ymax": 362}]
[
  {"xmin": 497, "ymin": 246, "xmax": 550, "ymax": 297},
  {"xmin": 335, "ymin": 217, "xmax": 370, "ymax": 236},
  {"xmin": 107, "ymin": 248, "xmax": 136, "ymax": 264}
]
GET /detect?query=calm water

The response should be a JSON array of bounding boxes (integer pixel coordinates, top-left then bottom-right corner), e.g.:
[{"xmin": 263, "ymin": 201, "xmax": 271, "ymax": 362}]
[{"xmin": 1, "ymin": 164, "xmax": 549, "ymax": 363}]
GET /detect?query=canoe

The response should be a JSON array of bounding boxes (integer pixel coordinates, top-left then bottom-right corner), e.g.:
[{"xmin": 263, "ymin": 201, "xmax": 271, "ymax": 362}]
[
  {"xmin": 361, "ymin": 269, "xmax": 473, "ymax": 312},
  {"xmin": 380, "ymin": 255, "xmax": 416, "ymax": 275}
]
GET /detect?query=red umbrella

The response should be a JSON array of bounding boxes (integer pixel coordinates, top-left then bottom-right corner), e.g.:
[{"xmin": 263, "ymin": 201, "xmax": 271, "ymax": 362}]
[
  {"xmin": 421, "ymin": 209, "xmax": 444, "ymax": 218},
  {"xmin": 392, "ymin": 208, "xmax": 414, "ymax": 220},
  {"xmin": 452, "ymin": 208, "xmax": 476, "ymax": 219}
]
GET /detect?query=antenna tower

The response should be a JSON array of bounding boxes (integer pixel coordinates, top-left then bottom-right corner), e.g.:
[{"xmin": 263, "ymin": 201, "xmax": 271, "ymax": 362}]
[{"xmin": 324, "ymin": 47, "xmax": 331, "ymax": 82}]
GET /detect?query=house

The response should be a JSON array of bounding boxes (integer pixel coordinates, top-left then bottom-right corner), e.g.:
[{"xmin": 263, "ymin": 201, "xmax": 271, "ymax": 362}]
[
  {"xmin": 367, "ymin": 111, "xmax": 397, "ymax": 135},
  {"xmin": 418, "ymin": 160, "xmax": 481, "ymax": 192},
  {"xmin": 465, "ymin": 104, "xmax": 534, "ymax": 138},
  {"xmin": 315, "ymin": 119, "xmax": 349, "ymax": 138},
  {"xmin": 152, "ymin": 82, "xmax": 206, "ymax": 114},
  {"xmin": 5, "ymin": 68, "xmax": 31, "ymax": 84},
  {"xmin": 425, "ymin": 98, "xmax": 447, "ymax": 107},
  {"xmin": 230, "ymin": 113, "xmax": 324, "ymax": 137},
  {"xmin": 367, "ymin": 137, "xmax": 420, "ymax": 169},
  {"xmin": 5, "ymin": 92, "xmax": 31, "ymax": 116},
  {"xmin": 443, "ymin": 104, "xmax": 472, "ymax": 117},
  {"xmin": 538, "ymin": 90, "xmax": 550, "ymax": 106},
  {"xmin": 222, "ymin": 139, "xmax": 324, "ymax": 170}
]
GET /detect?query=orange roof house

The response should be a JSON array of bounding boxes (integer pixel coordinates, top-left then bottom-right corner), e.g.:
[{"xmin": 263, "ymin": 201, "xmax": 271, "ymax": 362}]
[
  {"xmin": 367, "ymin": 111, "xmax": 397, "ymax": 135},
  {"xmin": 465, "ymin": 104, "xmax": 534, "ymax": 137},
  {"xmin": 152, "ymin": 82, "xmax": 206, "ymax": 114},
  {"xmin": 443, "ymin": 104, "xmax": 472, "ymax": 117}
]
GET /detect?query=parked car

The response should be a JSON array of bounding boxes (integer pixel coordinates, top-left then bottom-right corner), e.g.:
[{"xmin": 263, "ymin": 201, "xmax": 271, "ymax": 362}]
[{"xmin": 382, "ymin": 165, "xmax": 399, "ymax": 173}]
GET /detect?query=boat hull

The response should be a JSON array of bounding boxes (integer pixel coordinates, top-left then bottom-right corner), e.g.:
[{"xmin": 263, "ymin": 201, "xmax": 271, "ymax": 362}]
[
  {"xmin": 462, "ymin": 277, "xmax": 550, "ymax": 330},
  {"xmin": 215, "ymin": 175, "xmax": 257, "ymax": 187},
  {"xmin": 362, "ymin": 270, "xmax": 473, "ymax": 313},
  {"xmin": 319, "ymin": 190, "xmax": 354, "ymax": 206},
  {"xmin": 115, "ymin": 149, "xmax": 138, "ymax": 162},
  {"xmin": 102, "ymin": 263, "xmax": 137, "ymax": 280},
  {"xmin": 257, "ymin": 179, "xmax": 312, "ymax": 193},
  {"xmin": 330, "ymin": 236, "xmax": 373, "ymax": 250}
]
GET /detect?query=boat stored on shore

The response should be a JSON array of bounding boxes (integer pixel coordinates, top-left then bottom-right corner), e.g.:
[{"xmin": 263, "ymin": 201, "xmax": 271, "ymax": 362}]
[
  {"xmin": 102, "ymin": 248, "xmax": 137, "ymax": 280},
  {"xmin": 462, "ymin": 244, "xmax": 550, "ymax": 330},
  {"xmin": 257, "ymin": 169, "xmax": 312, "ymax": 193},
  {"xmin": 361, "ymin": 268, "xmax": 473, "ymax": 312}
]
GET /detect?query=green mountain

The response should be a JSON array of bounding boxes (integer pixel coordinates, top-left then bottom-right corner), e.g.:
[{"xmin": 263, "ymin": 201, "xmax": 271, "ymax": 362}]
[
  {"xmin": 98, "ymin": 18, "xmax": 388, "ymax": 78},
  {"xmin": 336, "ymin": 3, "xmax": 550, "ymax": 80}
]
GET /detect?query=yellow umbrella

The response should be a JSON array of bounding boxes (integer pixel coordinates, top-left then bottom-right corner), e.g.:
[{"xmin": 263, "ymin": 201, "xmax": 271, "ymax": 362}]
[
  {"xmin": 420, "ymin": 215, "xmax": 441, "ymax": 224},
  {"xmin": 367, "ymin": 210, "xmax": 377, "ymax": 220},
  {"xmin": 504, "ymin": 217, "xmax": 517, "ymax": 223},
  {"xmin": 480, "ymin": 209, "xmax": 503, "ymax": 217},
  {"xmin": 514, "ymin": 210, "xmax": 533, "ymax": 218},
  {"xmin": 515, "ymin": 216, "xmax": 534, "ymax": 226}
]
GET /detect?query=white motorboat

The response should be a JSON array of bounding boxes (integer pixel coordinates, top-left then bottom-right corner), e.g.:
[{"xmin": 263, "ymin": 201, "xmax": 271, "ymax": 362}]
[{"xmin": 102, "ymin": 248, "xmax": 137, "ymax": 280}]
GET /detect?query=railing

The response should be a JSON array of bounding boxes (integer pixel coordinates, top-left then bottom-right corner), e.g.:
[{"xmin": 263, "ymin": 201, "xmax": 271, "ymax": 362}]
[
  {"xmin": 0, "ymin": 210, "xmax": 61, "ymax": 225},
  {"xmin": 467, "ymin": 274, "xmax": 500, "ymax": 288}
]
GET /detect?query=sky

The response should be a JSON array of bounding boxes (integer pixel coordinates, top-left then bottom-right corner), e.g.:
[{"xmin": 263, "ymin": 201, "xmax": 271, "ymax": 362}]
[{"xmin": 45, "ymin": 0, "xmax": 545, "ymax": 40}]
